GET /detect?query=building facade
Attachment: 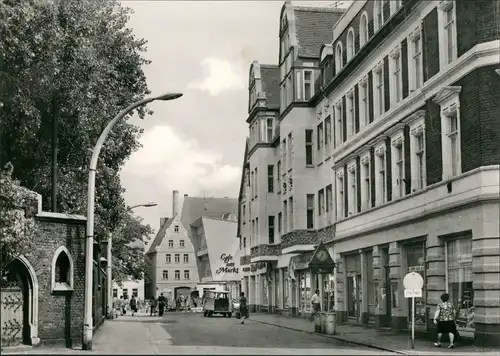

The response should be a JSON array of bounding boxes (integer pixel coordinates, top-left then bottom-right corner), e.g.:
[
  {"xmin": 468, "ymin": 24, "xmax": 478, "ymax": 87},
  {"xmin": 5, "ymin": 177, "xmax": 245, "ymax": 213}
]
[
  {"xmin": 112, "ymin": 279, "xmax": 145, "ymax": 301},
  {"xmin": 145, "ymin": 190, "xmax": 199, "ymax": 301},
  {"xmin": 237, "ymin": 0, "xmax": 500, "ymax": 346}
]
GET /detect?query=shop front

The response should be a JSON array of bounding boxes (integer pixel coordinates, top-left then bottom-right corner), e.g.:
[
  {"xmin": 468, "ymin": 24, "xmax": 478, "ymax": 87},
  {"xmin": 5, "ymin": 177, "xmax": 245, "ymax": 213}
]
[{"xmin": 289, "ymin": 243, "xmax": 336, "ymax": 318}]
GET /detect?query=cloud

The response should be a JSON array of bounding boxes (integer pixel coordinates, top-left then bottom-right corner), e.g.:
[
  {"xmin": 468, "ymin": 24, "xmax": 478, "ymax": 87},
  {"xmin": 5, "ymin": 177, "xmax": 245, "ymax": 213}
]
[
  {"xmin": 122, "ymin": 125, "xmax": 241, "ymax": 200},
  {"xmin": 188, "ymin": 57, "xmax": 245, "ymax": 96}
]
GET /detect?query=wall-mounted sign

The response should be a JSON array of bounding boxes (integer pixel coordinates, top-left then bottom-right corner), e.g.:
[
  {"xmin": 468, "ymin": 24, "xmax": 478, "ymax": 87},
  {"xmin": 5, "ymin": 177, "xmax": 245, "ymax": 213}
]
[{"xmin": 215, "ymin": 253, "xmax": 239, "ymax": 275}]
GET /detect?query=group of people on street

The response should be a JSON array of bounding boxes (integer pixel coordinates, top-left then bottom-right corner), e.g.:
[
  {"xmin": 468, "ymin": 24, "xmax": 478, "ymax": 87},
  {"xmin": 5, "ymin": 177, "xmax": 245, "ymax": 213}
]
[
  {"xmin": 148, "ymin": 293, "xmax": 167, "ymax": 316},
  {"xmin": 113, "ymin": 295, "xmax": 139, "ymax": 317}
]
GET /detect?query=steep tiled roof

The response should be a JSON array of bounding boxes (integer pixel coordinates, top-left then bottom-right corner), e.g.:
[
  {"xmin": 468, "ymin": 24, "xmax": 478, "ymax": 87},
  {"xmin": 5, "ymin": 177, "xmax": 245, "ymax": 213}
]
[
  {"xmin": 260, "ymin": 65, "xmax": 280, "ymax": 109},
  {"xmin": 145, "ymin": 216, "xmax": 174, "ymax": 255},
  {"xmin": 180, "ymin": 197, "xmax": 238, "ymax": 234},
  {"xmin": 293, "ymin": 6, "xmax": 345, "ymax": 58}
]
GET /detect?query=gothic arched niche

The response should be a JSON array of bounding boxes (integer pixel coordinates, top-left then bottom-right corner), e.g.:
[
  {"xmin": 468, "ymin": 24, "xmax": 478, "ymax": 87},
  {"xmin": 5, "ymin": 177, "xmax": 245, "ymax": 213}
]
[{"xmin": 51, "ymin": 246, "xmax": 74, "ymax": 293}]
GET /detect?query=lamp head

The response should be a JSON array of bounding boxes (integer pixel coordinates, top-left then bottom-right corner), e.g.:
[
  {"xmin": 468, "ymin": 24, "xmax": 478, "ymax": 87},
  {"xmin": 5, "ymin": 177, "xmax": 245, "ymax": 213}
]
[
  {"xmin": 144, "ymin": 202, "xmax": 158, "ymax": 207},
  {"xmin": 155, "ymin": 92, "xmax": 183, "ymax": 101}
]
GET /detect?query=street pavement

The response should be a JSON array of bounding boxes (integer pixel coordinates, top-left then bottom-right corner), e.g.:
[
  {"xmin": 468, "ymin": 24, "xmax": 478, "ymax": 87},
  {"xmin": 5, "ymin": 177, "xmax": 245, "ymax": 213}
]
[{"xmin": 2, "ymin": 312, "xmax": 396, "ymax": 355}]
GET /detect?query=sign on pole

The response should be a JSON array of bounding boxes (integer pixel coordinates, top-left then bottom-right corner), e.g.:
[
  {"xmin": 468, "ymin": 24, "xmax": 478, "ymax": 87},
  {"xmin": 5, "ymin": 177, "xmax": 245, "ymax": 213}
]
[{"xmin": 403, "ymin": 272, "xmax": 424, "ymax": 350}]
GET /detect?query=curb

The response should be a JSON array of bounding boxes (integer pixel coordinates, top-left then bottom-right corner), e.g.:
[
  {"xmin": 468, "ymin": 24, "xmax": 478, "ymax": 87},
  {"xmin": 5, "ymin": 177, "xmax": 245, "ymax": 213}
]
[{"xmin": 250, "ymin": 318, "xmax": 409, "ymax": 355}]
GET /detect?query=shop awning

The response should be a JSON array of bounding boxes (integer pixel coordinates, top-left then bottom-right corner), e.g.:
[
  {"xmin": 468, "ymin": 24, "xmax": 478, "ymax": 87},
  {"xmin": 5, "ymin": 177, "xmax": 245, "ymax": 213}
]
[
  {"xmin": 289, "ymin": 243, "xmax": 335, "ymax": 273},
  {"xmin": 277, "ymin": 253, "xmax": 298, "ymax": 269}
]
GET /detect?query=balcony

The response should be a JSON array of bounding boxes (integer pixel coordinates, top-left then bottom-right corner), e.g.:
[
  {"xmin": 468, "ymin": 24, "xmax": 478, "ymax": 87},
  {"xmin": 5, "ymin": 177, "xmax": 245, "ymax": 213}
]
[
  {"xmin": 250, "ymin": 244, "xmax": 280, "ymax": 263},
  {"xmin": 334, "ymin": 166, "xmax": 499, "ymax": 241}
]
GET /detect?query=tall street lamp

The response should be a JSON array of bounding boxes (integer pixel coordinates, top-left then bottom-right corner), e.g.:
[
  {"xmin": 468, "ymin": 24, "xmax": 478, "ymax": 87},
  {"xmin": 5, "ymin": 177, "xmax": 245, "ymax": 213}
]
[
  {"xmin": 106, "ymin": 202, "xmax": 158, "ymax": 320},
  {"xmin": 83, "ymin": 93, "xmax": 182, "ymax": 350}
]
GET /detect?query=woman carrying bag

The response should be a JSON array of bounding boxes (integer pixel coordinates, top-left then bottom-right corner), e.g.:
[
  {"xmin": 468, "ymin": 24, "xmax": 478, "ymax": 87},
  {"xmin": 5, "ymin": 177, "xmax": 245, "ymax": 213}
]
[{"xmin": 433, "ymin": 293, "xmax": 457, "ymax": 349}]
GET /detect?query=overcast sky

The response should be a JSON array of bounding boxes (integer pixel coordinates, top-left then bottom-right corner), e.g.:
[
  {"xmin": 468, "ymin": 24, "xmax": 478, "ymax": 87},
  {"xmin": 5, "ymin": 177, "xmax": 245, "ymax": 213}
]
[{"xmin": 119, "ymin": 0, "xmax": 351, "ymax": 233}]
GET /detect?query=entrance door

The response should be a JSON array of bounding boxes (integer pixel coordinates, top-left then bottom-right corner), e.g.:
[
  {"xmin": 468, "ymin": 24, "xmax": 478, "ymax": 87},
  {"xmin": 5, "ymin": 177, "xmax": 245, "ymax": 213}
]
[
  {"xmin": 384, "ymin": 266, "xmax": 392, "ymax": 322},
  {"xmin": 1, "ymin": 280, "xmax": 24, "ymax": 347},
  {"xmin": 347, "ymin": 274, "xmax": 361, "ymax": 322}
]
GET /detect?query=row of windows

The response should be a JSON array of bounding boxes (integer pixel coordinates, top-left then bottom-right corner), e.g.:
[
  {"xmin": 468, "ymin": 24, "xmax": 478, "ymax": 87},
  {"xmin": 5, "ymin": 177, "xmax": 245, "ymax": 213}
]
[
  {"xmin": 112, "ymin": 288, "xmax": 138, "ymax": 298},
  {"xmin": 162, "ymin": 270, "xmax": 190, "ymax": 280},
  {"xmin": 165, "ymin": 253, "xmax": 190, "ymax": 264},
  {"xmin": 249, "ymin": 117, "xmax": 275, "ymax": 148},
  {"xmin": 167, "ymin": 239, "xmax": 184, "ymax": 248}
]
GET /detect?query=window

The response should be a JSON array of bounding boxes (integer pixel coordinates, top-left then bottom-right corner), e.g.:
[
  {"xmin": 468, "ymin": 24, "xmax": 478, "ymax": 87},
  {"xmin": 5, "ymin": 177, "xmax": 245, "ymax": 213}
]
[
  {"xmin": 268, "ymin": 165, "xmax": 274, "ymax": 192},
  {"xmin": 243, "ymin": 237, "xmax": 246, "ymax": 248},
  {"xmin": 255, "ymin": 168, "xmax": 258, "ymax": 197},
  {"xmin": 435, "ymin": 87, "xmax": 461, "ymax": 179},
  {"xmin": 132, "ymin": 288, "xmax": 138, "ymax": 298},
  {"xmin": 266, "ymin": 118, "xmax": 274, "ymax": 142},
  {"xmin": 304, "ymin": 70, "xmax": 313, "ymax": 100},
  {"xmin": 441, "ymin": 1, "xmax": 457, "ymax": 65},
  {"xmin": 375, "ymin": 147, "xmax": 387, "ymax": 205},
  {"xmin": 322, "ymin": 61, "xmax": 330, "ymax": 87},
  {"xmin": 409, "ymin": 115, "xmax": 426, "ymax": 191},
  {"xmin": 393, "ymin": 140, "xmax": 404, "ymax": 198},
  {"xmin": 326, "ymin": 184, "xmax": 333, "ymax": 214},
  {"xmin": 336, "ymin": 172, "xmax": 344, "ymax": 219},
  {"xmin": 277, "ymin": 160, "xmax": 281, "ymax": 189},
  {"xmin": 305, "ymin": 129, "xmax": 314, "ymax": 166},
  {"xmin": 175, "ymin": 254, "xmax": 180, "ymax": 263},
  {"xmin": 324, "ymin": 116, "xmax": 332, "ymax": 153},
  {"xmin": 335, "ymin": 42, "xmax": 343, "ymax": 73},
  {"xmin": 318, "ymin": 189, "xmax": 325, "ymax": 216},
  {"xmin": 282, "ymin": 139, "xmax": 287, "ymax": 171},
  {"xmin": 166, "ymin": 254, "xmax": 171, "ymax": 263},
  {"xmin": 242, "ymin": 205, "xmax": 246, "ymax": 223},
  {"xmin": 55, "ymin": 251, "xmax": 71, "ymax": 285},
  {"xmin": 317, "ymin": 122, "xmax": 324, "ymax": 151},
  {"xmin": 361, "ymin": 156, "xmax": 371, "ymax": 211},
  {"xmin": 180, "ymin": 239, "xmax": 185, "ymax": 248},
  {"xmin": 250, "ymin": 171, "xmax": 254, "ymax": 197},
  {"xmin": 306, "ymin": 194, "xmax": 314, "ymax": 229},
  {"xmin": 359, "ymin": 12, "xmax": 369, "ymax": 47},
  {"xmin": 288, "ymin": 197, "xmax": 294, "ymax": 231},
  {"xmin": 287, "ymin": 133, "xmax": 292, "ymax": 168},
  {"xmin": 416, "ymin": 133, "xmax": 425, "ymax": 189},
  {"xmin": 335, "ymin": 101, "xmax": 343, "ymax": 146},
  {"xmin": 113, "ymin": 289, "xmax": 118, "ymax": 298},
  {"xmin": 374, "ymin": 65, "xmax": 384, "ymax": 118},
  {"xmin": 374, "ymin": 0, "xmax": 384, "ymax": 32},
  {"xmin": 184, "ymin": 270, "xmax": 190, "ymax": 280},
  {"xmin": 278, "ymin": 212, "xmax": 282, "ymax": 235},
  {"xmin": 359, "ymin": 78, "xmax": 370, "ymax": 128},
  {"xmin": 347, "ymin": 29, "xmax": 355, "ymax": 61},
  {"xmin": 174, "ymin": 225, "xmax": 179, "ymax": 232},
  {"xmin": 348, "ymin": 164, "xmax": 357, "ymax": 215},
  {"xmin": 183, "ymin": 254, "xmax": 189, "ymax": 263},
  {"xmin": 123, "ymin": 289, "xmax": 129, "ymax": 299},
  {"xmin": 445, "ymin": 236, "xmax": 474, "ymax": 331},
  {"xmin": 175, "ymin": 270, "xmax": 180, "ymax": 280},
  {"xmin": 287, "ymin": 76, "xmax": 293, "ymax": 106},
  {"xmin": 168, "ymin": 240, "xmax": 173, "ymax": 248},
  {"xmin": 391, "ymin": 48, "xmax": 402, "ymax": 105},
  {"xmin": 256, "ymin": 217, "xmax": 259, "ymax": 242},
  {"xmin": 409, "ymin": 27, "xmax": 423, "ymax": 91},
  {"xmin": 283, "ymin": 200, "xmax": 288, "ymax": 234},
  {"xmin": 163, "ymin": 270, "xmax": 169, "ymax": 279},
  {"xmin": 251, "ymin": 220, "xmax": 255, "ymax": 246},
  {"xmin": 268, "ymin": 216, "xmax": 275, "ymax": 244},
  {"xmin": 346, "ymin": 90, "xmax": 355, "ymax": 138}
]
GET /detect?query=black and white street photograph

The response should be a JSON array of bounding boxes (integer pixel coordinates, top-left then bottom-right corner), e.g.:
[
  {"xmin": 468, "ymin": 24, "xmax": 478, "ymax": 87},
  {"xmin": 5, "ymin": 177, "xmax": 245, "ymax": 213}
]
[{"xmin": 1, "ymin": 0, "xmax": 499, "ymax": 355}]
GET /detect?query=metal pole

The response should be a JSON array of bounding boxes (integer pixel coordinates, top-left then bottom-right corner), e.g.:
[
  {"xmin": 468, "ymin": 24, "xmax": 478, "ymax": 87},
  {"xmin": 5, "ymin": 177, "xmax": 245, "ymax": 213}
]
[
  {"xmin": 82, "ymin": 93, "xmax": 181, "ymax": 350},
  {"xmin": 411, "ymin": 296, "xmax": 415, "ymax": 350},
  {"xmin": 106, "ymin": 233, "xmax": 113, "ymax": 319}
]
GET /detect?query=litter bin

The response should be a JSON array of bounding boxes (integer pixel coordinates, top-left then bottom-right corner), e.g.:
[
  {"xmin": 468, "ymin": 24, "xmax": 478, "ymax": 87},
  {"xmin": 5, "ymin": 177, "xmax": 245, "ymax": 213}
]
[
  {"xmin": 314, "ymin": 313, "xmax": 321, "ymax": 333},
  {"xmin": 320, "ymin": 312, "xmax": 327, "ymax": 334},
  {"xmin": 325, "ymin": 311, "xmax": 336, "ymax": 335}
]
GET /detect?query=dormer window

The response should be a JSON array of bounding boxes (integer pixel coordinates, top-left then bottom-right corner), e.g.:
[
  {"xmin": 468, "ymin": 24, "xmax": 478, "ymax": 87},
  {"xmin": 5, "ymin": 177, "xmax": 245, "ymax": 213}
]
[
  {"xmin": 304, "ymin": 70, "xmax": 313, "ymax": 100},
  {"xmin": 359, "ymin": 12, "xmax": 369, "ymax": 47},
  {"xmin": 174, "ymin": 225, "xmax": 179, "ymax": 233},
  {"xmin": 347, "ymin": 29, "xmax": 355, "ymax": 61},
  {"xmin": 335, "ymin": 42, "xmax": 343, "ymax": 74}
]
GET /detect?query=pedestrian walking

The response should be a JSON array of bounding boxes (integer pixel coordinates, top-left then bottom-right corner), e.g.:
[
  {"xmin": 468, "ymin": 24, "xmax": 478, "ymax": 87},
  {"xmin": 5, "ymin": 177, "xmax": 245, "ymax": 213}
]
[
  {"xmin": 433, "ymin": 292, "xmax": 457, "ymax": 349},
  {"xmin": 311, "ymin": 289, "xmax": 321, "ymax": 315},
  {"xmin": 149, "ymin": 296, "xmax": 157, "ymax": 316},
  {"xmin": 239, "ymin": 292, "xmax": 249, "ymax": 324},
  {"xmin": 158, "ymin": 293, "xmax": 166, "ymax": 316},
  {"xmin": 130, "ymin": 296, "xmax": 138, "ymax": 316},
  {"xmin": 119, "ymin": 296, "xmax": 126, "ymax": 316}
]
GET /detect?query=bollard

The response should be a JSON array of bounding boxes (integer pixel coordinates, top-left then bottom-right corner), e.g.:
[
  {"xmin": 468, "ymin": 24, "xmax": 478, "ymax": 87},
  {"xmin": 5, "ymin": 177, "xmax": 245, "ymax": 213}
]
[
  {"xmin": 320, "ymin": 312, "xmax": 327, "ymax": 334},
  {"xmin": 325, "ymin": 311, "xmax": 336, "ymax": 335},
  {"xmin": 314, "ymin": 313, "xmax": 321, "ymax": 333}
]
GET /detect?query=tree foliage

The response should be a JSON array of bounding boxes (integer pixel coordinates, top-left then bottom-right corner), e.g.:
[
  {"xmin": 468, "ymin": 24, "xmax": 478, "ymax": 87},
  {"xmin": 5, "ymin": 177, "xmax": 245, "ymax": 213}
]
[
  {"xmin": 112, "ymin": 213, "xmax": 154, "ymax": 285},
  {"xmin": 0, "ymin": 163, "xmax": 39, "ymax": 273},
  {"xmin": 0, "ymin": 0, "xmax": 152, "ymax": 278}
]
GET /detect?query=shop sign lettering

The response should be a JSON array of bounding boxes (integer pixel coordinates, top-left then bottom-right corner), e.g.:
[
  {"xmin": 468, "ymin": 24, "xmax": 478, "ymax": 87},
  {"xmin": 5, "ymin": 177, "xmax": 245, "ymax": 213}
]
[{"xmin": 216, "ymin": 253, "xmax": 239, "ymax": 274}]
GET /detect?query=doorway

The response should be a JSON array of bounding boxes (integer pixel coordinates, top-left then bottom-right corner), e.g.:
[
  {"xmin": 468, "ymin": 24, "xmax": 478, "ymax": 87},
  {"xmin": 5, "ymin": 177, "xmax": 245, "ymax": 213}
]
[{"xmin": 347, "ymin": 274, "xmax": 362, "ymax": 322}]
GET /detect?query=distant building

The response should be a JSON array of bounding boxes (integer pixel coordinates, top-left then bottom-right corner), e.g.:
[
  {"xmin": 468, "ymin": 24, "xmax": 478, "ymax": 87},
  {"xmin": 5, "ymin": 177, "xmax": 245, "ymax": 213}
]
[
  {"xmin": 112, "ymin": 279, "xmax": 145, "ymax": 301},
  {"xmin": 190, "ymin": 214, "xmax": 241, "ymax": 299},
  {"xmin": 145, "ymin": 190, "xmax": 199, "ymax": 302}
]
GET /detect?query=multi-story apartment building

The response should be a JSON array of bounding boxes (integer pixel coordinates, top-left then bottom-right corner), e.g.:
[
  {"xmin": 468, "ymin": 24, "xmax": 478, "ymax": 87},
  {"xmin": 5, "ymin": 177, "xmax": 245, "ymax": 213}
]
[
  {"xmin": 145, "ymin": 190, "xmax": 199, "ymax": 301},
  {"xmin": 237, "ymin": 0, "xmax": 500, "ymax": 346}
]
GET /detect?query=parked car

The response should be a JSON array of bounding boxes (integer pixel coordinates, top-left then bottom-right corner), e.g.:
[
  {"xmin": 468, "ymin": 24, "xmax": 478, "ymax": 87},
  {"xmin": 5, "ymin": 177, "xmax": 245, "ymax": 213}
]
[{"xmin": 203, "ymin": 291, "xmax": 232, "ymax": 317}]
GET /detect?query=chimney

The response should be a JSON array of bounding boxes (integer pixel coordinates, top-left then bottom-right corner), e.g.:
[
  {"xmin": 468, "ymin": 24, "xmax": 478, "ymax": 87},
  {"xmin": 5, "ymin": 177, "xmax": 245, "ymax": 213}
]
[
  {"xmin": 172, "ymin": 190, "xmax": 180, "ymax": 217},
  {"xmin": 160, "ymin": 217, "xmax": 169, "ymax": 227},
  {"xmin": 184, "ymin": 194, "xmax": 188, "ymax": 197}
]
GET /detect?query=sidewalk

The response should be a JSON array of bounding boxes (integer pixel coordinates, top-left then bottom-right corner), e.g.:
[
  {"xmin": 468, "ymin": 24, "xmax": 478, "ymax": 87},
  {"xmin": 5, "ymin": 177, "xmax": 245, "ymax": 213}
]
[{"xmin": 249, "ymin": 313, "xmax": 500, "ymax": 356}]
